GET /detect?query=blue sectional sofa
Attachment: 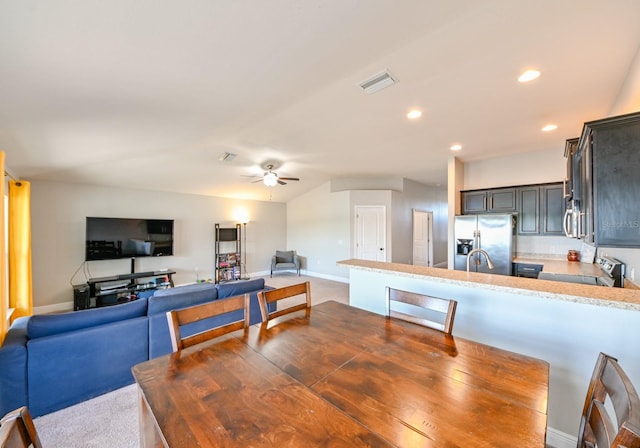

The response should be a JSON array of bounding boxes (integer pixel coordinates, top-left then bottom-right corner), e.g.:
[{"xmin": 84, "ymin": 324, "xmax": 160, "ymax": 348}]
[{"xmin": 0, "ymin": 278, "xmax": 273, "ymax": 417}]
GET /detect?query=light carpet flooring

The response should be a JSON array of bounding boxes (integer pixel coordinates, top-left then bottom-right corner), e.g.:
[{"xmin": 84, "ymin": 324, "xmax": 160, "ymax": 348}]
[{"xmin": 33, "ymin": 274, "xmax": 348, "ymax": 448}]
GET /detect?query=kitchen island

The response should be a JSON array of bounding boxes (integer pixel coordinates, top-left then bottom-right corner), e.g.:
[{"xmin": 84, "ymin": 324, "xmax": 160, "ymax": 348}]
[{"xmin": 337, "ymin": 259, "xmax": 640, "ymax": 447}]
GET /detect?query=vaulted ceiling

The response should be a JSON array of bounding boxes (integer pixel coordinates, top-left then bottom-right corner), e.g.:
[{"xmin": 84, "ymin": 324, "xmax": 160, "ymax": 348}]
[{"xmin": 1, "ymin": 1, "xmax": 640, "ymax": 202}]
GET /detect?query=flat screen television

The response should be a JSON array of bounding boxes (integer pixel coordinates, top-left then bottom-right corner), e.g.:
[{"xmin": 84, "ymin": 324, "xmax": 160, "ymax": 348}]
[{"xmin": 85, "ymin": 217, "xmax": 174, "ymax": 261}]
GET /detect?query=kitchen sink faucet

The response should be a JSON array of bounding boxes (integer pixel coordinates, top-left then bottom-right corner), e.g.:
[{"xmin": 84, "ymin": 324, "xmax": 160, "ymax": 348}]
[{"xmin": 466, "ymin": 248, "xmax": 495, "ymax": 272}]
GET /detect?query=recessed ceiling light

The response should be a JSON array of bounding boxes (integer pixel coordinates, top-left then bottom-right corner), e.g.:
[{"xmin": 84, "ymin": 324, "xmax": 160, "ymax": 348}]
[
  {"xmin": 407, "ymin": 109, "xmax": 422, "ymax": 119},
  {"xmin": 542, "ymin": 124, "xmax": 558, "ymax": 132},
  {"xmin": 518, "ymin": 69, "xmax": 541, "ymax": 83},
  {"xmin": 450, "ymin": 144, "xmax": 462, "ymax": 151}
]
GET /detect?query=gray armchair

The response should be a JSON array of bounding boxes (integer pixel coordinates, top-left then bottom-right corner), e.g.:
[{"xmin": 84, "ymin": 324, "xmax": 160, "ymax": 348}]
[{"xmin": 271, "ymin": 250, "xmax": 301, "ymax": 277}]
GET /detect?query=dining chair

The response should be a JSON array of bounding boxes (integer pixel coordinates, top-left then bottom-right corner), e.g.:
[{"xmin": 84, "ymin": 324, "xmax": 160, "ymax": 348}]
[
  {"xmin": 256, "ymin": 281, "xmax": 311, "ymax": 322},
  {"xmin": 166, "ymin": 293, "xmax": 250, "ymax": 352},
  {"xmin": 385, "ymin": 287, "xmax": 457, "ymax": 334},
  {"xmin": 0, "ymin": 406, "xmax": 43, "ymax": 448},
  {"xmin": 577, "ymin": 352, "xmax": 640, "ymax": 448}
]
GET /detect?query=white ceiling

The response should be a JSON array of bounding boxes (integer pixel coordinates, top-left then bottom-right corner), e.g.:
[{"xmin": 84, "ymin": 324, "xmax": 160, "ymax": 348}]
[{"xmin": 1, "ymin": 0, "xmax": 640, "ymax": 203}]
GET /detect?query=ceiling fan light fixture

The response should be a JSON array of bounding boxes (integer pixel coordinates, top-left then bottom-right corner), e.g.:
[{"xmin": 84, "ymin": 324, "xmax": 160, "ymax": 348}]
[{"xmin": 263, "ymin": 172, "xmax": 278, "ymax": 187}]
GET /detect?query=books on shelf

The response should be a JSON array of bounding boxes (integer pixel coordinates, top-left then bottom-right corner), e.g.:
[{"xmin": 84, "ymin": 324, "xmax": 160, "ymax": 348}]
[{"xmin": 217, "ymin": 253, "xmax": 239, "ymax": 268}]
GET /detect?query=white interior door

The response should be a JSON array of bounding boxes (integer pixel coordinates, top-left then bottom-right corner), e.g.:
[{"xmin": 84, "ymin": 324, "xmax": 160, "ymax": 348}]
[
  {"xmin": 412, "ymin": 209, "xmax": 433, "ymax": 267},
  {"xmin": 355, "ymin": 206, "xmax": 386, "ymax": 261}
]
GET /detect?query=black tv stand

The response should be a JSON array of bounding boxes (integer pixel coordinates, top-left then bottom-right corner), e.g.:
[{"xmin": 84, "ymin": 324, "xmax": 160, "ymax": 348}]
[{"xmin": 74, "ymin": 270, "xmax": 176, "ymax": 310}]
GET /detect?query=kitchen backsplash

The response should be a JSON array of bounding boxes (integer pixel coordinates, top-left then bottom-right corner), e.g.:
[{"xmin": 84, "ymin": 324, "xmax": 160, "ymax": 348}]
[{"xmin": 516, "ymin": 235, "xmax": 583, "ymax": 259}]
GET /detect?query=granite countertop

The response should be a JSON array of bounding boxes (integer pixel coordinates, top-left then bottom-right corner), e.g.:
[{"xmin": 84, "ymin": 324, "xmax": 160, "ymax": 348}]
[
  {"xmin": 337, "ymin": 259, "xmax": 640, "ymax": 312},
  {"xmin": 513, "ymin": 256, "xmax": 603, "ymax": 276}
]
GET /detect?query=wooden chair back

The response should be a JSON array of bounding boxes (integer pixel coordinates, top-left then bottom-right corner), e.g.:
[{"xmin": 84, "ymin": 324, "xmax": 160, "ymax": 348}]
[
  {"xmin": 385, "ymin": 287, "xmax": 457, "ymax": 334},
  {"xmin": 0, "ymin": 406, "xmax": 43, "ymax": 448},
  {"xmin": 257, "ymin": 281, "xmax": 311, "ymax": 322},
  {"xmin": 577, "ymin": 352, "xmax": 640, "ymax": 448},
  {"xmin": 166, "ymin": 293, "xmax": 249, "ymax": 352}
]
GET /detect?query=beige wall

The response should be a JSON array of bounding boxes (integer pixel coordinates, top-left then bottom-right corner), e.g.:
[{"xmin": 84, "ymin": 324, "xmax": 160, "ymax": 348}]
[
  {"xmin": 286, "ymin": 182, "xmax": 351, "ymax": 280},
  {"xmin": 286, "ymin": 180, "xmax": 448, "ymax": 280},
  {"xmin": 462, "ymin": 147, "xmax": 565, "ymax": 190},
  {"xmin": 390, "ymin": 179, "xmax": 448, "ymax": 266},
  {"xmin": 30, "ymin": 180, "xmax": 286, "ymax": 312}
]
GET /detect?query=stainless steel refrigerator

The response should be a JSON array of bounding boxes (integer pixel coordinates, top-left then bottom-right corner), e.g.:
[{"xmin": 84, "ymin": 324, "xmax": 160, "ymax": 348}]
[{"xmin": 453, "ymin": 214, "xmax": 516, "ymax": 275}]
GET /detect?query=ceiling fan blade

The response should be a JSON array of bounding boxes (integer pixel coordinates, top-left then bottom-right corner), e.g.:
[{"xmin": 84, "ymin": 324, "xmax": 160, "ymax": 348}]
[
  {"xmin": 277, "ymin": 180, "xmax": 287, "ymax": 185},
  {"xmin": 251, "ymin": 179, "xmax": 263, "ymax": 183},
  {"xmin": 278, "ymin": 177, "xmax": 300, "ymax": 181}
]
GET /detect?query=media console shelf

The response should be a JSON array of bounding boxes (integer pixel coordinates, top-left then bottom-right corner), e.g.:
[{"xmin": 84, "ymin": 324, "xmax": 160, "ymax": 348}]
[{"xmin": 74, "ymin": 270, "xmax": 175, "ymax": 310}]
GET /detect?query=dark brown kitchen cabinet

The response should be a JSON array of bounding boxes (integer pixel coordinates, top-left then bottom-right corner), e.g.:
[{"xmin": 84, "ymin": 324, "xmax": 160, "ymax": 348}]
[
  {"xmin": 517, "ymin": 186, "xmax": 539, "ymax": 234},
  {"xmin": 462, "ymin": 188, "xmax": 516, "ymax": 214},
  {"xmin": 586, "ymin": 112, "xmax": 640, "ymax": 246},
  {"xmin": 512, "ymin": 262, "xmax": 543, "ymax": 278},
  {"xmin": 515, "ymin": 183, "xmax": 565, "ymax": 236},
  {"xmin": 563, "ymin": 138, "xmax": 578, "ymax": 201},
  {"xmin": 541, "ymin": 184, "xmax": 565, "ymax": 235},
  {"xmin": 462, "ymin": 191, "xmax": 488, "ymax": 213}
]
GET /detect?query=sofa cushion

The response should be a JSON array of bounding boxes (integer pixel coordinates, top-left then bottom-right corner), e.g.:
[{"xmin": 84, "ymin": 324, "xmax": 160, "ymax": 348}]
[
  {"xmin": 216, "ymin": 278, "xmax": 265, "ymax": 298},
  {"xmin": 147, "ymin": 283, "xmax": 218, "ymax": 316},
  {"xmin": 275, "ymin": 250, "xmax": 294, "ymax": 263},
  {"xmin": 26, "ymin": 298, "xmax": 149, "ymax": 340}
]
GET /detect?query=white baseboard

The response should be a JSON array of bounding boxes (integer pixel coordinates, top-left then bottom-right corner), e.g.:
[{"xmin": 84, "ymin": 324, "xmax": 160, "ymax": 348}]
[
  {"xmin": 35, "ymin": 301, "xmax": 74, "ymax": 315},
  {"xmin": 546, "ymin": 427, "xmax": 576, "ymax": 448},
  {"xmin": 249, "ymin": 270, "xmax": 349, "ymax": 284},
  {"xmin": 300, "ymin": 270, "xmax": 349, "ymax": 283}
]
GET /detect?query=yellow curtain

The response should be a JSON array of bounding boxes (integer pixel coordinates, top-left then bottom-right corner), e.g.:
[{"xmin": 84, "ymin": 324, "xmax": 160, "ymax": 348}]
[
  {"xmin": 0, "ymin": 152, "xmax": 6, "ymax": 344},
  {"xmin": 8, "ymin": 180, "xmax": 32, "ymax": 321}
]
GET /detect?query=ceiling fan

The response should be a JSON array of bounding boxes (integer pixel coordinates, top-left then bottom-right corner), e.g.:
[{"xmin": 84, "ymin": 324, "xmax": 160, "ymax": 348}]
[{"xmin": 250, "ymin": 163, "xmax": 300, "ymax": 186}]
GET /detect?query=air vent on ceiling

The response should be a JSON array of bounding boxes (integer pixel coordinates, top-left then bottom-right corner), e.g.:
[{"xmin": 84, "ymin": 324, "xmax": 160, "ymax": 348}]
[
  {"xmin": 218, "ymin": 152, "xmax": 237, "ymax": 162},
  {"xmin": 359, "ymin": 70, "xmax": 397, "ymax": 94}
]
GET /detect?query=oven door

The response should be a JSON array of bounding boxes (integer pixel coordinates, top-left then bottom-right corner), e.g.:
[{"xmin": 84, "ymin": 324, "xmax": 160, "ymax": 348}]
[{"xmin": 596, "ymin": 276, "xmax": 615, "ymax": 287}]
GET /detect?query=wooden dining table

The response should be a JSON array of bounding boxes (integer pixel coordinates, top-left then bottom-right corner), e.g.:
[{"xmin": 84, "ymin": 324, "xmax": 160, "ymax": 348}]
[{"xmin": 132, "ymin": 300, "xmax": 549, "ymax": 447}]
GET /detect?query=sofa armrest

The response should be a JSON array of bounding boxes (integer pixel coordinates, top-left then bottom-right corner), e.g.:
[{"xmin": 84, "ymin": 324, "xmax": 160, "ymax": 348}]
[
  {"xmin": 27, "ymin": 316, "xmax": 149, "ymax": 417},
  {"xmin": 0, "ymin": 317, "xmax": 29, "ymax": 416},
  {"xmin": 271, "ymin": 256, "xmax": 277, "ymax": 270},
  {"xmin": 293, "ymin": 255, "xmax": 301, "ymax": 269}
]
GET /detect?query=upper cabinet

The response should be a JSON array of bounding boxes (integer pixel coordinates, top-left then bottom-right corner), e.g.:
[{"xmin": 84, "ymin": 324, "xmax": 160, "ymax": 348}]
[
  {"xmin": 462, "ymin": 188, "xmax": 516, "ymax": 214},
  {"xmin": 516, "ymin": 186, "xmax": 539, "ymax": 234},
  {"xmin": 462, "ymin": 183, "xmax": 564, "ymax": 236},
  {"xmin": 563, "ymin": 137, "xmax": 578, "ymax": 202},
  {"xmin": 586, "ymin": 112, "xmax": 640, "ymax": 247},
  {"xmin": 516, "ymin": 183, "xmax": 565, "ymax": 236},
  {"xmin": 540, "ymin": 184, "xmax": 565, "ymax": 235}
]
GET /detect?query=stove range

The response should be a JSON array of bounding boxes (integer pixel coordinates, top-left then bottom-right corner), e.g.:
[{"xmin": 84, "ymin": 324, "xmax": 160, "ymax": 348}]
[{"xmin": 595, "ymin": 256, "xmax": 625, "ymax": 287}]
